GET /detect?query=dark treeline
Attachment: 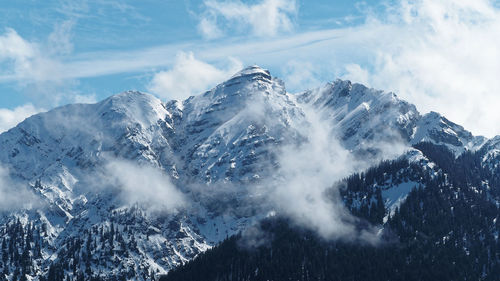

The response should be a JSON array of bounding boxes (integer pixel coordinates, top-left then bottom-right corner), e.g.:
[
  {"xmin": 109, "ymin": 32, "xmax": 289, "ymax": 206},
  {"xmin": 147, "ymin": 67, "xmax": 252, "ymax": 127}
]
[{"xmin": 161, "ymin": 142, "xmax": 500, "ymax": 281}]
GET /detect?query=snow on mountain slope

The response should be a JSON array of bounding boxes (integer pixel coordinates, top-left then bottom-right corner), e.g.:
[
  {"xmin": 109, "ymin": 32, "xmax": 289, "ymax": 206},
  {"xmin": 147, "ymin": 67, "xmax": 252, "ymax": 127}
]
[
  {"xmin": 297, "ymin": 79, "xmax": 419, "ymax": 153},
  {"xmin": 480, "ymin": 136, "xmax": 500, "ymax": 166},
  {"xmin": 0, "ymin": 91, "xmax": 204, "ymax": 279},
  {"xmin": 0, "ymin": 65, "xmax": 497, "ymax": 280},
  {"xmin": 0, "ymin": 91, "xmax": 178, "ymax": 222},
  {"xmin": 0, "ymin": 66, "xmax": 310, "ymax": 280},
  {"xmin": 411, "ymin": 111, "xmax": 487, "ymax": 155},
  {"xmin": 298, "ymin": 79, "xmax": 486, "ymax": 157},
  {"xmin": 0, "ymin": 91, "xmax": 173, "ymax": 178},
  {"xmin": 168, "ymin": 65, "xmax": 307, "ymax": 184}
]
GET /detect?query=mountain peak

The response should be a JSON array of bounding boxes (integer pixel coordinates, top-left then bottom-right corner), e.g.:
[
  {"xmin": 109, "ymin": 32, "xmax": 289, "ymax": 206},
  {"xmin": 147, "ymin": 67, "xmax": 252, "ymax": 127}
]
[
  {"xmin": 424, "ymin": 111, "xmax": 442, "ymax": 120},
  {"xmin": 331, "ymin": 79, "xmax": 353, "ymax": 97},
  {"xmin": 230, "ymin": 65, "xmax": 271, "ymax": 80},
  {"xmin": 0, "ymin": 64, "xmax": 499, "ymax": 280},
  {"xmin": 92, "ymin": 90, "xmax": 168, "ymax": 130},
  {"xmin": 104, "ymin": 90, "xmax": 159, "ymax": 105}
]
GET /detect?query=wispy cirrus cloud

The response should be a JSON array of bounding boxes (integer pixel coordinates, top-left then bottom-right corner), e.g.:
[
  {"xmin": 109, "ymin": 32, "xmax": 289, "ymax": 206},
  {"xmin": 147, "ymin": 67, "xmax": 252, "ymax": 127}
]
[
  {"xmin": 1, "ymin": 0, "xmax": 500, "ymax": 137},
  {"xmin": 198, "ymin": 0, "xmax": 298, "ymax": 39},
  {"xmin": 2, "ymin": 27, "xmax": 359, "ymax": 82}
]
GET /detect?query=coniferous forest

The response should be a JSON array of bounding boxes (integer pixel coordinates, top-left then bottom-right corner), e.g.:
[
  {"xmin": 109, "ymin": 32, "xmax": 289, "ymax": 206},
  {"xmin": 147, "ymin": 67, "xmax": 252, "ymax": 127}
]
[
  {"xmin": 161, "ymin": 143, "xmax": 500, "ymax": 281},
  {"xmin": 3, "ymin": 2, "xmax": 500, "ymax": 279},
  {"xmin": 0, "ymin": 142, "xmax": 498, "ymax": 281}
]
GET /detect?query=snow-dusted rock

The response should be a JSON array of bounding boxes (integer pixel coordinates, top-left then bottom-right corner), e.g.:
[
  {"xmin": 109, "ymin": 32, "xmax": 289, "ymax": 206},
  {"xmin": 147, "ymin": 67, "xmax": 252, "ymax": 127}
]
[{"xmin": 0, "ymin": 65, "xmax": 497, "ymax": 280}]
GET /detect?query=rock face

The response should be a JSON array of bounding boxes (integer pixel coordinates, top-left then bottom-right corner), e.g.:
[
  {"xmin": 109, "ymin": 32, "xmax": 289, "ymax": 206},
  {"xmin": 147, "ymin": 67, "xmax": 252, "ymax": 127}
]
[
  {"xmin": 0, "ymin": 65, "xmax": 497, "ymax": 280},
  {"xmin": 166, "ymin": 65, "xmax": 307, "ymax": 184}
]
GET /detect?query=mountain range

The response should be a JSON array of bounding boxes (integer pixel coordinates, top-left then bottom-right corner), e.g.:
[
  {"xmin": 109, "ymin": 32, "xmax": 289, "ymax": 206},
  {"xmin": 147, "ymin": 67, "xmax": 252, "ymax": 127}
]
[{"xmin": 0, "ymin": 65, "xmax": 498, "ymax": 280}]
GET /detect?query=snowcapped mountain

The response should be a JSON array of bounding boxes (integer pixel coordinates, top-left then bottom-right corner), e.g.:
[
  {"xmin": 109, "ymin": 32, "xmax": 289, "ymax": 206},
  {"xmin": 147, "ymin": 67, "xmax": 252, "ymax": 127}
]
[
  {"xmin": 411, "ymin": 111, "xmax": 487, "ymax": 155},
  {"xmin": 298, "ymin": 79, "xmax": 419, "ymax": 151},
  {"xmin": 0, "ymin": 65, "xmax": 497, "ymax": 280},
  {"xmin": 165, "ymin": 65, "xmax": 307, "ymax": 184},
  {"xmin": 480, "ymin": 135, "xmax": 500, "ymax": 168},
  {"xmin": 297, "ymin": 79, "xmax": 485, "ymax": 156}
]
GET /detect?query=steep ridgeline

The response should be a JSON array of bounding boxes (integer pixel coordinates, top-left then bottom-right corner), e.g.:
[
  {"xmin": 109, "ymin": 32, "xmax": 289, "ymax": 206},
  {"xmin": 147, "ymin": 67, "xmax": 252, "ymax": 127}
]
[
  {"xmin": 298, "ymin": 79, "xmax": 486, "ymax": 155},
  {"xmin": 165, "ymin": 66, "xmax": 306, "ymax": 184},
  {"xmin": 0, "ymin": 66, "xmax": 308, "ymax": 281},
  {"xmin": 0, "ymin": 92, "xmax": 208, "ymax": 280},
  {"xmin": 0, "ymin": 66, "xmax": 497, "ymax": 281}
]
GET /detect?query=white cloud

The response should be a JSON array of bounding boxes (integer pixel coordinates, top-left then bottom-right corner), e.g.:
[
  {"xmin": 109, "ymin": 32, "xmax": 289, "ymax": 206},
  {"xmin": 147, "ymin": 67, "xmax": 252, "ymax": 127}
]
[
  {"xmin": 198, "ymin": 17, "xmax": 223, "ymax": 40},
  {"xmin": 148, "ymin": 51, "xmax": 242, "ymax": 100},
  {"xmin": 270, "ymin": 112, "xmax": 355, "ymax": 239},
  {"xmin": 0, "ymin": 23, "xmax": 91, "ymax": 108},
  {"xmin": 0, "ymin": 0, "xmax": 497, "ymax": 137},
  {"xmin": 0, "ymin": 165, "xmax": 39, "ymax": 211},
  {"xmin": 104, "ymin": 159, "xmax": 186, "ymax": 213},
  {"xmin": 0, "ymin": 28, "xmax": 35, "ymax": 62},
  {"xmin": 198, "ymin": 0, "xmax": 297, "ymax": 38},
  {"xmin": 48, "ymin": 20, "xmax": 75, "ymax": 56},
  {"xmin": 342, "ymin": 0, "xmax": 500, "ymax": 137},
  {"xmin": 0, "ymin": 104, "xmax": 42, "ymax": 133},
  {"xmin": 265, "ymin": 104, "xmax": 382, "ymax": 243},
  {"xmin": 0, "ymin": 28, "xmax": 65, "ymax": 84},
  {"xmin": 281, "ymin": 60, "xmax": 321, "ymax": 93}
]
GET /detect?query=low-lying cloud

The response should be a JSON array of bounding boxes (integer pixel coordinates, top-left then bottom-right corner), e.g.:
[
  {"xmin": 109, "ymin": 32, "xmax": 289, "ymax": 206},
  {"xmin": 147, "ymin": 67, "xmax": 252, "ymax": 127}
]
[
  {"xmin": 104, "ymin": 159, "xmax": 186, "ymax": 213},
  {"xmin": 265, "ymin": 103, "xmax": 384, "ymax": 243},
  {"xmin": 0, "ymin": 165, "xmax": 39, "ymax": 211}
]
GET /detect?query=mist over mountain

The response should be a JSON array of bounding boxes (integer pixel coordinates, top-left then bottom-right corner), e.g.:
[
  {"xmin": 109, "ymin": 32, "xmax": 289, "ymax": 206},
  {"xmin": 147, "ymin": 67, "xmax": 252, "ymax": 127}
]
[{"xmin": 0, "ymin": 66, "xmax": 498, "ymax": 281}]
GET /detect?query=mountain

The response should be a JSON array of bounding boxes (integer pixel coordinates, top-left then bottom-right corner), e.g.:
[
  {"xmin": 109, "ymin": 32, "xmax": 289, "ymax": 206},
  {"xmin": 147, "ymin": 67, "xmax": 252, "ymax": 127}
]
[
  {"xmin": 297, "ymin": 79, "xmax": 486, "ymax": 155},
  {"xmin": 165, "ymin": 65, "xmax": 306, "ymax": 184},
  {"xmin": 0, "ymin": 65, "xmax": 497, "ymax": 281}
]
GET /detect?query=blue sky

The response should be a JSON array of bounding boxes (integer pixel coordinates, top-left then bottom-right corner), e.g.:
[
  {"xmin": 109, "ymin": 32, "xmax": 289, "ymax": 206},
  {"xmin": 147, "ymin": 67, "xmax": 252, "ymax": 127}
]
[
  {"xmin": 0, "ymin": 0, "xmax": 373, "ymax": 102},
  {"xmin": 1, "ymin": 0, "xmax": 500, "ymax": 137}
]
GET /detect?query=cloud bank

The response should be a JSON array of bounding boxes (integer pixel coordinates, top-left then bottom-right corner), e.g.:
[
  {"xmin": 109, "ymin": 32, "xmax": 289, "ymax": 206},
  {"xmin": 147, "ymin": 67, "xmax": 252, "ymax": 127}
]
[{"xmin": 342, "ymin": 0, "xmax": 500, "ymax": 137}]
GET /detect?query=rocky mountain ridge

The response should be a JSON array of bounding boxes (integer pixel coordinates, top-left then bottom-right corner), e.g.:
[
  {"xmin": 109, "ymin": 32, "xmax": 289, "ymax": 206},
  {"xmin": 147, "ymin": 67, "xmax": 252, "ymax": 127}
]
[{"xmin": 0, "ymin": 65, "xmax": 497, "ymax": 280}]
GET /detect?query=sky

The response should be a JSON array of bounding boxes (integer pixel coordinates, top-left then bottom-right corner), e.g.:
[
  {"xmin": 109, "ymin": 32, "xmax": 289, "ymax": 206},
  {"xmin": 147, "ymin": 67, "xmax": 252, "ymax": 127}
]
[{"xmin": 0, "ymin": 0, "xmax": 500, "ymax": 137}]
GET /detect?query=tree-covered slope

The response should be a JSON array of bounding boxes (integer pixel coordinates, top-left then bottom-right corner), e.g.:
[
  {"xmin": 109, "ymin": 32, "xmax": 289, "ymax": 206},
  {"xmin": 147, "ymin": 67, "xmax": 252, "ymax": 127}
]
[{"xmin": 161, "ymin": 143, "xmax": 500, "ymax": 281}]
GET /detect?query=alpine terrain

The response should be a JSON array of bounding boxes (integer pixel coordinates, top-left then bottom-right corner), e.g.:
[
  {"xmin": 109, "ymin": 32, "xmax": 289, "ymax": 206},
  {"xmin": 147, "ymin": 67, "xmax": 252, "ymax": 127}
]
[{"xmin": 0, "ymin": 66, "xmax": 498, "ymax": 281}]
